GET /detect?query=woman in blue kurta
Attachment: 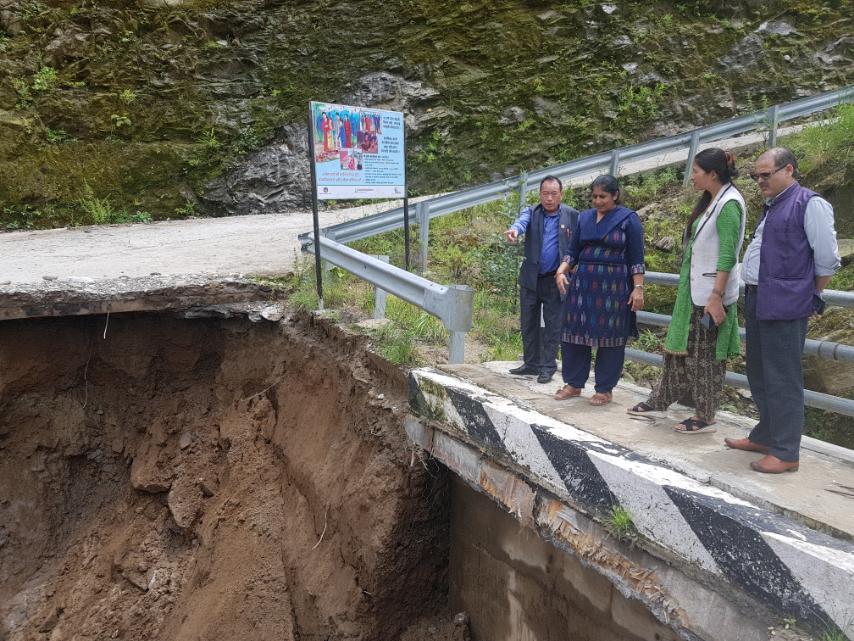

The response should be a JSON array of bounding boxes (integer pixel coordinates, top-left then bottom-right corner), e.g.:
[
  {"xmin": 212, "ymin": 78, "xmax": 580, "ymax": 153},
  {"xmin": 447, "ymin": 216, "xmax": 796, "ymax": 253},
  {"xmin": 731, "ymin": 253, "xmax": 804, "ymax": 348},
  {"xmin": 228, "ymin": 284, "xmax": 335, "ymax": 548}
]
[{"xmin": 554, "ymin": 175, "xmax": 645, "ymax": 405}]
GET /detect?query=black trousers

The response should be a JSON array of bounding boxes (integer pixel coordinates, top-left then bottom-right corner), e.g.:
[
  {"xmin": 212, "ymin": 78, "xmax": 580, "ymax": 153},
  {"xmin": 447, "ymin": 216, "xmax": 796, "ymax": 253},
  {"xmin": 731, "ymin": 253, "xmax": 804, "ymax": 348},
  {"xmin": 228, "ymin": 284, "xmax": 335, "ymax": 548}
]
[{"xmin": 519, "ymin": 274, "xmax": 562, "ymax": 375}]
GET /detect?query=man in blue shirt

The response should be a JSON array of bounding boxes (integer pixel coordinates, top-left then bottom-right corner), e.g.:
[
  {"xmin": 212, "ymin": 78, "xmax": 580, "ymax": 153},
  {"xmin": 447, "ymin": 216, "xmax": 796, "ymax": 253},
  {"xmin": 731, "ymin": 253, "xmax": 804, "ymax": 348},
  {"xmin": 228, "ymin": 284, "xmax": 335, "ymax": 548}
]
[{"xmin": 504, "ymin": 176, "xmax": 579, "ymax": 383}]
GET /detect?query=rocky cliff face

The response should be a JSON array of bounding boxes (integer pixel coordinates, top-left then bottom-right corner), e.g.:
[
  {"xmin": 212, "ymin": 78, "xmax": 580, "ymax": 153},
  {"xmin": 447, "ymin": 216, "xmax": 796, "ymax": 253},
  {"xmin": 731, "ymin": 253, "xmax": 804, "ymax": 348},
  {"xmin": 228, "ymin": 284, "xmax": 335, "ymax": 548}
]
[{"xmin": 0, "ymin": 0, "xmax": 851, "ymax": 226}]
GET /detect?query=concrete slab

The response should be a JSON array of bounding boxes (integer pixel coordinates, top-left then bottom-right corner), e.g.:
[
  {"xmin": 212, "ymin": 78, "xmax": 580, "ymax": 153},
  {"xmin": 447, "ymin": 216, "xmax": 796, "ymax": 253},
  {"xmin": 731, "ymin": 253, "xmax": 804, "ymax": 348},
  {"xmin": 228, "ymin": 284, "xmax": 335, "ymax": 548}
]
[
  {"xmin": 0, "ymin": 274, "xmax": 275, "ymax": 320},
  {"xmin": 409, "ymin": 365, "xmax": 854, "ymax": 639},
  {"xmin": 452, "ymin": 361, "xmax": 854, "ymax": 538}
]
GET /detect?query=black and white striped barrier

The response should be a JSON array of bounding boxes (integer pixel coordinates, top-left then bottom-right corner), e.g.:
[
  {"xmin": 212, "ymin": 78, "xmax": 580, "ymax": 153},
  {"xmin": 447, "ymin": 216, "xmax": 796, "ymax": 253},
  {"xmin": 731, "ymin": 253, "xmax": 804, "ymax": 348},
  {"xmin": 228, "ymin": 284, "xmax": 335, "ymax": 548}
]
[{"xmin": 408, "ymin": 368, "xmax": 854, "ymax": 640}]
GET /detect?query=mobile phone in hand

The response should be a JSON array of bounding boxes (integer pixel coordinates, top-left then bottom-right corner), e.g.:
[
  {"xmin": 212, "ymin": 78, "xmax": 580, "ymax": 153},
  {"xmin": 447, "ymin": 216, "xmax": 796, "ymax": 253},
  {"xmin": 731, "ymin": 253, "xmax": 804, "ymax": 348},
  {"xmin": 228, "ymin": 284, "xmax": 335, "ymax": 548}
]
[{"xmin": 700, "ymin": 312, "xmax": 713, "ymax": 329}]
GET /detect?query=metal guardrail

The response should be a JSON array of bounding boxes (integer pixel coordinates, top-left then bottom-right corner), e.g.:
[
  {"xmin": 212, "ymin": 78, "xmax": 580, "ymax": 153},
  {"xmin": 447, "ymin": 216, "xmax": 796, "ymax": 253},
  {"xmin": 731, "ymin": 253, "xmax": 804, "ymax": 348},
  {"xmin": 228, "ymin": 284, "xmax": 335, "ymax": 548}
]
[
  {"xmin": 625, "ymin": 349, "xmax": 854, "ymax": 417},
  {"xmin": 642, "ymin": 273, "xmax": 854, "ymax": 363},
  {"xmin": 303, "ymin": 234, "xmax": 474, "ymax": 363},
  {"xmin": 634, "ymin": 273, "xmax": 854, "ymax": 417},
  {"xmin": 301, "ymin": 85, "xmax": 854, "ymax": 255}
]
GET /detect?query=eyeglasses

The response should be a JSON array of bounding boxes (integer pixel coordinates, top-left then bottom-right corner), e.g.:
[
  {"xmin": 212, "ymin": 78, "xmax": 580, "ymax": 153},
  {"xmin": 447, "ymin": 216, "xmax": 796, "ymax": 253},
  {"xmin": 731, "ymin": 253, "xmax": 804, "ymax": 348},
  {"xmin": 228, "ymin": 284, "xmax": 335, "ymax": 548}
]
[{"xmin": 749, "ymin": 166, "xmax": 786, "ymax": 182}]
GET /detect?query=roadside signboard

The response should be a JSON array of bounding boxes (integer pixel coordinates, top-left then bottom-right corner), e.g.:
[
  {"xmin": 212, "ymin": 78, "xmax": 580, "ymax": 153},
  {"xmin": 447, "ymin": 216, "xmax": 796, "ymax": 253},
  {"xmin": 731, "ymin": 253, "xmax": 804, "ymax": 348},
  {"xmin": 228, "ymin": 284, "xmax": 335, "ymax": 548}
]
[
  {"xmin": 309, "ymin": 101, "xmax": 405, "ymax": 200},
  {"xmin": 306, "ymin": 101, "xmax": 410, "ymax": 308}
]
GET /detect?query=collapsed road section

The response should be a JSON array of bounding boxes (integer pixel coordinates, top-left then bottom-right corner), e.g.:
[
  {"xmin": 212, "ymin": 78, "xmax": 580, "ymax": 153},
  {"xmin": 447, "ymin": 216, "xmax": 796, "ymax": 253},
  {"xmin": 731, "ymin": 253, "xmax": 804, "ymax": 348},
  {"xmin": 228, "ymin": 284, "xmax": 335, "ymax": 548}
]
[{"xmin": 0, "ymin": 311, "xmax": 457, "ymax": 641}]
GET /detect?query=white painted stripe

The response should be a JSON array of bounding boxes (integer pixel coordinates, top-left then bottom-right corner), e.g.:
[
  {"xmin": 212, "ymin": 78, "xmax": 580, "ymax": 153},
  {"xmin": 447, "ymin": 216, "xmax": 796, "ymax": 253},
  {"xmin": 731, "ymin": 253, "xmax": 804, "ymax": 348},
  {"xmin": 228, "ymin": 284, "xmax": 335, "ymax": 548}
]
[
  {"xmin": 589, "ymin": 450, "xmax": 723, "ymax": 575},
  {"xmin": 762, "ymin": 532, "xmax": 854, "ymax": 637},
  {"xmin": 587, "ymin": 450, "xmax": 755, "ymax": 509},
  {"xmin": 482, "ymin": 404, "xmax": 568, "ymax": 497}
]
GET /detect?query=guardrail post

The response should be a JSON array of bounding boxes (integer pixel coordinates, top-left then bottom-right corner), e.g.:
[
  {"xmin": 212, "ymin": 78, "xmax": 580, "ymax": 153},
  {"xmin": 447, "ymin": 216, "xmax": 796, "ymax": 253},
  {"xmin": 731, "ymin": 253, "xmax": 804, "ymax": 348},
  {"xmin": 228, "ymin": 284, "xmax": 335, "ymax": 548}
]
[
  {"xmin": 443, "ymin": 284, "xmax": 474, "ymax": 364},
  {"xmin": 609, "ymin": 150, "xmax": 620, "ymax": 177},
  {"xmin": 768, "ymin": 105, "xmax": 780, "ymax": 147},
  {"xmin": 418, "ymin": 201, "xmax": 430, "ymax": 274},
  {"xmin": 518, "ymin": 171, "xmax": 529, "ymax": 207},
  {"xmin": 682, "ymin": 130, "xmax": 701, "ymax": 187},
  {"xmin": 372, "ymin": 255, "xmax": 389, "ymax": 319},
  {"xmin": 448, "ymin": 331, "xmax": 466, "ymax": 364}
]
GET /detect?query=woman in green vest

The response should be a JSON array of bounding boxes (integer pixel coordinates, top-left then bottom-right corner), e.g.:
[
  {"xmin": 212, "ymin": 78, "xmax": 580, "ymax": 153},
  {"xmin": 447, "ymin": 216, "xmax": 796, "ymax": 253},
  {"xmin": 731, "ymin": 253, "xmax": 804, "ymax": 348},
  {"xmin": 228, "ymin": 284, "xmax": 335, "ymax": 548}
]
[{"xmin": 627, "ymin": 148, "xmax": 746, "ymax": 433}]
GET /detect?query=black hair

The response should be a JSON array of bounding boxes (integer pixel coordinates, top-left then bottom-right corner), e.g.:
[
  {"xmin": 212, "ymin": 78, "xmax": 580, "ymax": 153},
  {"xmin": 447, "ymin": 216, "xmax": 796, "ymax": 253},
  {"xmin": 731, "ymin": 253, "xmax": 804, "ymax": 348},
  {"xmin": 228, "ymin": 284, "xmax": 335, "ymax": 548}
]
[
  {"xmin": 686, "ymin": 148, "xmax": 738, "ymax": 239},
  {"xmin": 540, "ymin": 175, "xmax": 563, "ymax": 191},
  {"xmin": 590, "ymin": 175, "xmax": 620, "ymax": 203}
]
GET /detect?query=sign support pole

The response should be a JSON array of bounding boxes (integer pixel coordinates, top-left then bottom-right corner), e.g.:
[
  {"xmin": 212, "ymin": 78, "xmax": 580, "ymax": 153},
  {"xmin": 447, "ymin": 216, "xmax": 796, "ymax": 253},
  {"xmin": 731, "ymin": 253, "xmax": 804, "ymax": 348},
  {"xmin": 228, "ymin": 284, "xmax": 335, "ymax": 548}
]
[
  {"xmin": 403, "ymin": 196, "xmax": 410, "ymax": 271},
  {"xmin": 402, "ymin": 118, "xmax": 410, "ymax": 271},
  {"xmin": 307, "ymin": 109, "xmax": 324, "ymax": 310}
]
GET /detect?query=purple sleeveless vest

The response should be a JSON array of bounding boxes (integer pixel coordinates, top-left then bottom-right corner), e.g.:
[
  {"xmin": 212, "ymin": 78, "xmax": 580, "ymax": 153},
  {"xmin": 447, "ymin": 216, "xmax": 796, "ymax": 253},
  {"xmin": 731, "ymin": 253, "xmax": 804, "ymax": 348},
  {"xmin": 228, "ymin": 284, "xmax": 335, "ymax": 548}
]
[{"xmin": 756, "ymin": 182, "xmax": 817, "ymax": 320}]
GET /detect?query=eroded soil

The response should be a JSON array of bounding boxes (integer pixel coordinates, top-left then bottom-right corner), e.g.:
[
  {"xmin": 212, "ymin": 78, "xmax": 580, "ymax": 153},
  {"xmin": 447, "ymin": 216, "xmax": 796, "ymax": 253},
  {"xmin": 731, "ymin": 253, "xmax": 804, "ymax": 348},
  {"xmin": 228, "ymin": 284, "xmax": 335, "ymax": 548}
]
[{"xmin": 0, "ymin": 312, "xmax": 461, "ymax": 641}]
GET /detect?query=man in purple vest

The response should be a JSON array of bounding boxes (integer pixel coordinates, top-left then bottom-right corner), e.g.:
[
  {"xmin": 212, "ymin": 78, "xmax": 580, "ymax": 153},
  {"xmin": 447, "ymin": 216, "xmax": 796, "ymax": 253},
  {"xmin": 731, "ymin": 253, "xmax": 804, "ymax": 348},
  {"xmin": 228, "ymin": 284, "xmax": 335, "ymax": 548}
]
[{"xmin": 725, "ymin": 148, "xmax": 840, "ymax": 473}]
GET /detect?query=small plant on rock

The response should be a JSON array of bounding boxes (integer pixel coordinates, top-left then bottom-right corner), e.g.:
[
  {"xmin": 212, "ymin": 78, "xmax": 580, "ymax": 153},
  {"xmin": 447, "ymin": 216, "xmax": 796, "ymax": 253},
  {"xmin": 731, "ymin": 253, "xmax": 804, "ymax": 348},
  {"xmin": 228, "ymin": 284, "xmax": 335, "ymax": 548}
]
[
  {"xmin": 31, "ymin": 66, "xmax": 58, "ymax": 93},
  {"xmin": 607, "ymin": 505, "xmax": 637, "ymax": 541},
  {"xmin": 118, "ymin": 89, "xmax": 138, "ymax": 105},
  {"xmin": 79, "ymin": 182, "xmax": 115, "ymax": 224}
]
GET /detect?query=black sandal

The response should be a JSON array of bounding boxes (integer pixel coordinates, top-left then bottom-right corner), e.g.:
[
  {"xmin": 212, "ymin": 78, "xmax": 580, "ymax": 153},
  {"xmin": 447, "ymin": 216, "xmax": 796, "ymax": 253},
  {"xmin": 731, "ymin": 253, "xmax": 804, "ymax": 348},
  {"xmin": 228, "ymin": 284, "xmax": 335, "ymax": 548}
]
[
  {"xmin": 627, "ymin": 402, "xmax": 661, "ymax": 417},
  {"xmin": 673, "ymin": 418, "xmax": 717, "ymax": 434}
]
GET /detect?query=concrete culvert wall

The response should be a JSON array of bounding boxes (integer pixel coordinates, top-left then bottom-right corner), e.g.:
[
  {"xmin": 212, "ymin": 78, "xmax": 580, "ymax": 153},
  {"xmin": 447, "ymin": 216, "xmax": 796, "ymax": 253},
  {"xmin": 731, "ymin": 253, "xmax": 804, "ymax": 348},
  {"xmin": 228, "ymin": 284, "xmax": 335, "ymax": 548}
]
[{"xmin": 0, "ymin": 313, "xmax": 458, "ymax": 641}]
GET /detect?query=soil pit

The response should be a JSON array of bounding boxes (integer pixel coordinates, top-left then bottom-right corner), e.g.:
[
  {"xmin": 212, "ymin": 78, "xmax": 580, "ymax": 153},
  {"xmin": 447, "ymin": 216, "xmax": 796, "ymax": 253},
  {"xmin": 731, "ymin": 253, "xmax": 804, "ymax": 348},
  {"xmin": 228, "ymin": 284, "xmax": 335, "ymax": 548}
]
[{"xmin": 0, "ymin": 312, "xmax": 462, "ymax": 641}]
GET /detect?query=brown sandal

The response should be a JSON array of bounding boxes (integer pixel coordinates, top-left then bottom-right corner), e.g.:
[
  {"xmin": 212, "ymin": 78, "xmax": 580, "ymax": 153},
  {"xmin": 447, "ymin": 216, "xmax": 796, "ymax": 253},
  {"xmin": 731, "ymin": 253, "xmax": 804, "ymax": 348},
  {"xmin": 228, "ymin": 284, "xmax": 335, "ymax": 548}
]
[
  {"xmin": 554, "ymin": 385, "xmax": 582, "ymax": 400},
  {"xmin": 589, "ymin": 392, "xmax": 612, "ymax": 406}
]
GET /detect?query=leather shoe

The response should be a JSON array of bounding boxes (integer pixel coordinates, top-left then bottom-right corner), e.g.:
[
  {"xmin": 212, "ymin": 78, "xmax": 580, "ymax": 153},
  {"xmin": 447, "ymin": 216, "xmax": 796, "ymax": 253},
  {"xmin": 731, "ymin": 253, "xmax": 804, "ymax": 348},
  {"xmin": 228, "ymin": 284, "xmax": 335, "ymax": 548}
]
[
  {"xmin": 509, "ymin": 365, "xmax": 538, "ymax": 376},
  {"xmin": 537, "ymin": 372, "xmax": 554, "ymax": 384},
  {"xmin": 724, "ymin": 437, "xmax": 770, "ymax": 454},
  {"xmin": 750, "ymin": 455, "xmax": 799, "ymax": 474}
]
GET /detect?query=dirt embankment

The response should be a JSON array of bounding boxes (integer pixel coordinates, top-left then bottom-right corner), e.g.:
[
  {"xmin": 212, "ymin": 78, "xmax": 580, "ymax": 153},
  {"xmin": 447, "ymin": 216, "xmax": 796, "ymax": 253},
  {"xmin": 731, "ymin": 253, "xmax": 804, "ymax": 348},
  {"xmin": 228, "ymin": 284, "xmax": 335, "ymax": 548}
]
[{"xmin": 0, "ymin": 312, "xmax": 461, "ymax": 641}]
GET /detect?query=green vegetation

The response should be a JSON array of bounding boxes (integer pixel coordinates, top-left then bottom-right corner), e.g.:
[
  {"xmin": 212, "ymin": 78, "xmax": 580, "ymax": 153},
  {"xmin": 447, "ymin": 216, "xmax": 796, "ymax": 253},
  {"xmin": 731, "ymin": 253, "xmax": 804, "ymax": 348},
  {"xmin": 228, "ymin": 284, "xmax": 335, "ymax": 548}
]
[
  {"xmin": 606, "ymin": 505, "xmax": 637, "ymax": 540},
  {"xmin": 791, "ymin": 104, "xmax": 854, "ymax": 177},
  {"xmin": 0, "ymin": 0, "xmax": 851, "ymax": 229}
]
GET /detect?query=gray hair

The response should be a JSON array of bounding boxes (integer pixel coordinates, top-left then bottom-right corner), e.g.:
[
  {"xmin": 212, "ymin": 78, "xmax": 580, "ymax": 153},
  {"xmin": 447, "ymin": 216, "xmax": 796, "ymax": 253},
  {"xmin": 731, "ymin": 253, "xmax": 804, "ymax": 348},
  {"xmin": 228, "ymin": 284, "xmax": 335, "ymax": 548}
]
[{"xmin": 762, "ymin": 147, "xmax": 800, "ymax": 178}]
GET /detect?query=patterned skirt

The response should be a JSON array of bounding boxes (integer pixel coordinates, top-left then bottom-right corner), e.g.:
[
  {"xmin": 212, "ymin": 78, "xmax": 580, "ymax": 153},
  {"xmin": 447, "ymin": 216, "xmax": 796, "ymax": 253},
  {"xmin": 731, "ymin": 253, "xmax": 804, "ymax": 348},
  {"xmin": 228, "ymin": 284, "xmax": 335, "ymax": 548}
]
[{"xmin": 647, "ymin": 306, "xmax": 725, "ymax": 421}]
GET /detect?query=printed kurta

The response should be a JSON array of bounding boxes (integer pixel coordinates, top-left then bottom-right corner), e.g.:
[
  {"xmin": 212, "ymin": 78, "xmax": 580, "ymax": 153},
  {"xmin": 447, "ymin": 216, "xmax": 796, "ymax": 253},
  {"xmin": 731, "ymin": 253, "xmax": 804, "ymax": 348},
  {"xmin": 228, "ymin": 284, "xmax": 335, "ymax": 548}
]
[{"xmin": 561, "ymin": 206, "xmax": 645, "ymax": 347}]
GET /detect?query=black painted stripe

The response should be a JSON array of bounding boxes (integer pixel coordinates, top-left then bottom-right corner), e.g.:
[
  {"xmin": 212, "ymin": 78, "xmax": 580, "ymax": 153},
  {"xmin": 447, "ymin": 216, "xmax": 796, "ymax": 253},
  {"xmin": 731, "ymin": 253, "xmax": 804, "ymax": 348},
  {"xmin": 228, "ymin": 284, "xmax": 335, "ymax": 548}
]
[
  {"xmin": 445, "ymin": 387, "xmax": 506, "ymax": 452},
  {"xmin": 532, "ymin": 424, "xmax": 617, "ymax": 510},
  {"xmin": 664, "ymin": 485, "xmax": 838, "ymax": 632},
  {"xmin": 408, "ymin": 373, "xmax": 437, "ymax": 420}
]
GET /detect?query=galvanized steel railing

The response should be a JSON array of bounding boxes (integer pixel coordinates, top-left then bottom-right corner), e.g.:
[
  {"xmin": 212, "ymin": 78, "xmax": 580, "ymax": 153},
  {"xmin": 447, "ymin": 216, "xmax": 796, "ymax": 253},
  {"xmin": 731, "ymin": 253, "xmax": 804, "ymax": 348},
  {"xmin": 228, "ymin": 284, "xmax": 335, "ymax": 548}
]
[
  {"xmin": 639, "ymin": 274, "xmax": 854, "ymax": 417},
  {"xmin": 303, "ymin": 234, "xmax": 474, "ymax": 363}
]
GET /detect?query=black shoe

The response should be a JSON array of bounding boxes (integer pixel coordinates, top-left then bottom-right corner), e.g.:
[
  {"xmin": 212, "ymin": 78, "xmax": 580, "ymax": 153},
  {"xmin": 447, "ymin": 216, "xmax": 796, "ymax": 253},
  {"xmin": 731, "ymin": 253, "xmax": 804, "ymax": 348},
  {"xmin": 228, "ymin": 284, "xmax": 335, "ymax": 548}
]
[
  {"xmin": 537, "ymin": 372, "xmax": 554, "ymax": 384},
  {"xmin": 509, "ymin": 365, "xmax": 538, "ymax": 376}
]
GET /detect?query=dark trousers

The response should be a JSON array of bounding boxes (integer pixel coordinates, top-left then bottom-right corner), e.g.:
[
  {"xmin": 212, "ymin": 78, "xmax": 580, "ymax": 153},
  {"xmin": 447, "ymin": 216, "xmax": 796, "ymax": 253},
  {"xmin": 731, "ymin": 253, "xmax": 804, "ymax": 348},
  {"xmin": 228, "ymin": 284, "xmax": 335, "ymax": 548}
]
[
  {"xmin": 520, "ymin": 275, "xmax": 562, "ymax": 375},
  {"xmin": 561, "ymin": 342, "xmax": 626, "ymax": 393},
  {"xmin": 745, "ymin": 286, "xmax": 808, "ymax": 462}
]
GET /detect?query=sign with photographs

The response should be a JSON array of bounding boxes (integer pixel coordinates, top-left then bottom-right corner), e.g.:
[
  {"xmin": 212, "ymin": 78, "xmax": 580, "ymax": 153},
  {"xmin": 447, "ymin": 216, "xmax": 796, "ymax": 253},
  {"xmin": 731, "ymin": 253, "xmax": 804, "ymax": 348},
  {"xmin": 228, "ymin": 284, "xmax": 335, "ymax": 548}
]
[{"xmin": 309, "ymin": 101, "xmax": 405, "ymax": 200}]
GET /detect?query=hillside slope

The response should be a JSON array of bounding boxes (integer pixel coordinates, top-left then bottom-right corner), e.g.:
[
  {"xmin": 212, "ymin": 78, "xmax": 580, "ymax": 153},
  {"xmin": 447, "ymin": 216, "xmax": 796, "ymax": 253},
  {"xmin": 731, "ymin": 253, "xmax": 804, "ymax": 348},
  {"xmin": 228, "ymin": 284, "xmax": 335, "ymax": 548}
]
[{"xmin": 0, "ymin": 0, "xmax": 851, "ymax": 226}]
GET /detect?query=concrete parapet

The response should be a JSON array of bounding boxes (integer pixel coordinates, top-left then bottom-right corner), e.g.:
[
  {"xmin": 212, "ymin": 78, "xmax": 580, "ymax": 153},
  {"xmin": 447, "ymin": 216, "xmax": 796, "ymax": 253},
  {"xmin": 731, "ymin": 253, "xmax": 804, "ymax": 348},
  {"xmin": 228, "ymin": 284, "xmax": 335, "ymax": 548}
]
[{"xmin": 409, "ymin": 367, "xmax": 854, "ymax": 640}]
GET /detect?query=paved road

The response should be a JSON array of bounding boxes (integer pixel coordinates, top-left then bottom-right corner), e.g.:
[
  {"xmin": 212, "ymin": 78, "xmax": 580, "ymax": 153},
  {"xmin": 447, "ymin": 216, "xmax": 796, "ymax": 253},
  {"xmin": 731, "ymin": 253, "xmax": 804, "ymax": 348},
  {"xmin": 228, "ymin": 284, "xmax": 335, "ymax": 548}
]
[
  {"xmin": 0, "ymin": 201, "xmax": 402, "ymax": 285},
  {"xmin": 1, "ymin": 125, "xmax": 806, "ymax": 289}
]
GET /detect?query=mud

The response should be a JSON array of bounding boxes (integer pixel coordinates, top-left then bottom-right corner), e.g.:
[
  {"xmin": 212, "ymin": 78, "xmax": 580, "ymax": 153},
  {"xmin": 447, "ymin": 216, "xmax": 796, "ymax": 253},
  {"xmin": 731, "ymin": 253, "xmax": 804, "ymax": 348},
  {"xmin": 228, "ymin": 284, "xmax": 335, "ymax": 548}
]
[{"xmin": 0, "ymin": 312, "xmax": 461, "ymax": 641}]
